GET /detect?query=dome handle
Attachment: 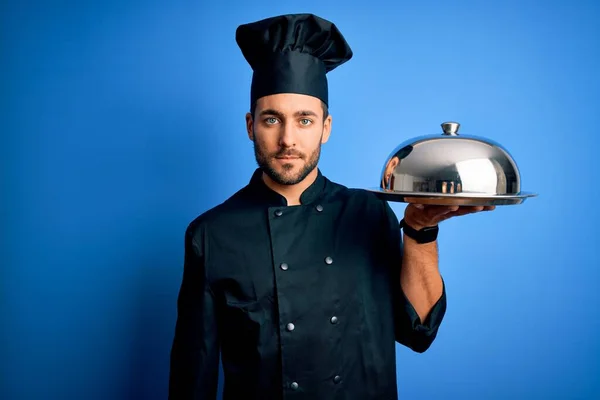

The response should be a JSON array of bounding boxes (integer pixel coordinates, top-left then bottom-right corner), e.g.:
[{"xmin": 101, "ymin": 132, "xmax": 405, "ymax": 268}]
[{"xmin": 441, "ymin": 121, "xmax": 460, "ymax": 136}]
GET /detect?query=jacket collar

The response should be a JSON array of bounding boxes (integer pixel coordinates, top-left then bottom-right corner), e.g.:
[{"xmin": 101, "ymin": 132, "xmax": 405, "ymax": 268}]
[{"xmin": 247, "ymin": 167, "xmax": 327, "ymax": 206}]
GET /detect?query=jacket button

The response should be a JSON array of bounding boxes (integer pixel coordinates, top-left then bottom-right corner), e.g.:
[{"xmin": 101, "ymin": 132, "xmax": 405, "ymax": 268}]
[
  {"xmin": 290, "ymin": 382, "xmax": 299, "ymax": 390},
  {"xmin": 330, "ymin": 316, "xmax": 338, "ymax": 324},
  {"xmin": 324, "ymin": 256, "xmax": 333, "ymax": 265},
  {"xmin": 286, "ymin": 323, "xmax": 295, "ymax": 331},
  {"xmin": 280, "ymin": 263, "xmax": 289, "ymax": 271},
  {"xmin": 333, "ymin": 375, "xmax": 341, "ymax": 384},
  {"xmin": 274, "ymin": 210, "xmax": 283, "ymax": 217},
  {"xmin": 315, "ymin": 204, "xmax": 323, "ymax": 212}
]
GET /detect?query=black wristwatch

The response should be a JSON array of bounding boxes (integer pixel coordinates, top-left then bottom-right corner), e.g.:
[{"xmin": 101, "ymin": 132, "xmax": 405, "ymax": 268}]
[{"xmin": 400, "ymin": 219, "xmax": 439, "ymax": 244}]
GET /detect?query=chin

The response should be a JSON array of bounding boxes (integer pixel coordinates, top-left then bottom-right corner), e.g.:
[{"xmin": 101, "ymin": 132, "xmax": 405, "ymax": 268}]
[{"xmin": 265, "ymin": 162, "xmax": 306, "ymax": 185}]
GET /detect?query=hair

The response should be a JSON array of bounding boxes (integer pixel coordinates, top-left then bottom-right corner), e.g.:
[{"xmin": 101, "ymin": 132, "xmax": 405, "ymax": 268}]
[{"xmin": 250, "ymin": 100, "xmax": 329, "ymax": 121}]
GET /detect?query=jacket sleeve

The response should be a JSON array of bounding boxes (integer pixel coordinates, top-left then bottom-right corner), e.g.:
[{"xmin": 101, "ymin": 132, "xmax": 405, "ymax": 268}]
[
  {"xmin": 381, "ymin": 201, "xmax": 448, "ymax": 353},
  {"xmin": 169, "ymin": 222, "xmax": 220, "ymax": 399}
]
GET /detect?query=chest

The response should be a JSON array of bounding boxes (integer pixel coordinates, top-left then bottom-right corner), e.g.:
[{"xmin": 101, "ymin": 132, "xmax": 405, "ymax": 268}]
[{"xmin": 206, "ymin": 201, "xmax": 388, "ymax": 307}]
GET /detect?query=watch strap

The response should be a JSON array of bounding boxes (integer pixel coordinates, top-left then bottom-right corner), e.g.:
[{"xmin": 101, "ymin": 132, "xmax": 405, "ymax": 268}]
[{"xmin": 400, "ymin": 219, "xmax": 439, "ymax": 244}]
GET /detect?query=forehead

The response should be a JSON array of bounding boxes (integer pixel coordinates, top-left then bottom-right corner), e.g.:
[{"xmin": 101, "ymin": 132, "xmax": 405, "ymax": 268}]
[{"xmin": 255, "ymin": 93, "xmax": 322, "ymax": 115}]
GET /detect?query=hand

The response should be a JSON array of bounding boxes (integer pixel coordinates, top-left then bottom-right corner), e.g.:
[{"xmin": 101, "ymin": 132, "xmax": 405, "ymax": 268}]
[{"xmin": 403, "ymin": 203, "xmax": 495, "ymax": 230}]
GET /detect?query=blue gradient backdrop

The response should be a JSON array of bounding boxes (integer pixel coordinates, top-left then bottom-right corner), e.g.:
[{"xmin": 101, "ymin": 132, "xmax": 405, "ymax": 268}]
[{"xmin": 2, "ymin": 0, "xmax": 599, "ymax": 399}]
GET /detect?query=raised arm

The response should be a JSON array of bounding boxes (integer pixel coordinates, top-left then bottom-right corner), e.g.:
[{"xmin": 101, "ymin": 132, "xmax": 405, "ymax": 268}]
[{"xmin": 382, "ymin": 201, "xmax": 447, "ymax": 353}]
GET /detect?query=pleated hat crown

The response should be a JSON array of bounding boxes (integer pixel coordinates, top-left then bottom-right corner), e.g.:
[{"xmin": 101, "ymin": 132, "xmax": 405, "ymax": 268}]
[{"xmin": 236, "ymin": 13, "xmax": 353, "ymax": 107}]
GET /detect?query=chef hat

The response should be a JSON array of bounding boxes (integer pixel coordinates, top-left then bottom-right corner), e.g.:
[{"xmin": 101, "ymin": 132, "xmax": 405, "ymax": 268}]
[{"xmin": 236, "ymin": 13, "xmax": 353, "ymax": 108}]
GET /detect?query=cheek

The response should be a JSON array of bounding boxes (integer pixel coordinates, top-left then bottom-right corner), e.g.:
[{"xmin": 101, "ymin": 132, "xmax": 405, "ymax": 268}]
[
  {"xmin": 253, "ymin": 133, "xmax": 276, "ymax": 152},
  {"xmin": 304, "ymin": 130, "xmax": 324, "ymax": 150},
  {"xmin": 298, "ymin": 126, "xmax": 321, "ymax": 142}
]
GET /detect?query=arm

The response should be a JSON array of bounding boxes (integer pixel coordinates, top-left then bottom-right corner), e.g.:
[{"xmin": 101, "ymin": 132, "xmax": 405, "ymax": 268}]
[
  {"xmin": 391, "ymin": 202, "xmax": 494, "ymax": 352},
  {"xmin": 382, "ymin": 201, "xmax": 447, "ymax": 353},
  {"xmin": 399, "ymin": 229, "xmax": 444, "ymax": 324},
  {"xmin": 169, "ymin": 223, "xmax": 220, "ymax": 399}
]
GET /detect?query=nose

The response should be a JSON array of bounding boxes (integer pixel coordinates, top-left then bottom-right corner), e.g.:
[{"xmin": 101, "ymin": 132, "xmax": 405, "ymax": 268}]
[{"xmin": 278, "ymin": 122, "xmax": 295, "ymax": 147}]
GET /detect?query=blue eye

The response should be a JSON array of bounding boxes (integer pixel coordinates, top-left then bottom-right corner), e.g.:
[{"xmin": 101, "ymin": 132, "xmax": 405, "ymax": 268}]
[
  {"xmin": 265, "ymin": 117, "xmax": 278, "ymax": 124},
  {"xmin": 300, "ymin": 119, "xmax": 312, "ymax": 125}
]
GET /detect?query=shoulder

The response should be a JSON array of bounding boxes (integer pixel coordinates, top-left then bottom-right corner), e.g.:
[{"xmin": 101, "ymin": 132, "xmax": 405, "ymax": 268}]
[
  {"xmin": 184, "ymin": 185, "xmax": 253, "ymax": 244},
  {"xmin": 322, "ymin": 177, "xmax": 399, "ymax": 230},
  {"xmin": 324, "ymin": 177, "xmax": 389, "ymax": 211},
  {"xmin": 324, "ymin": 178, "xmax": 400, "ymax": 239}
]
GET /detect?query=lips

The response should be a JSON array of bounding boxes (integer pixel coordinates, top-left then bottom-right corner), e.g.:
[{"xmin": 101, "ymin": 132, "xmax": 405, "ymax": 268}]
[{"xmin": 275, "ymin": 152, "xmax": 302, "ymax": 160}]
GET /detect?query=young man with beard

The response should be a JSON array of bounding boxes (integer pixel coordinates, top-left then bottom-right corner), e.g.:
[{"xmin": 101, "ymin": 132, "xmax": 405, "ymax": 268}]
[{"xmin": 168, "ymin": 13, "xmax": 493, "ymax": 400}]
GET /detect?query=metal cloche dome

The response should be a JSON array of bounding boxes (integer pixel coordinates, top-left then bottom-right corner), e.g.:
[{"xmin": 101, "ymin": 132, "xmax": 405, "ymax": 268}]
[{"xmin": 369, "ymin": 122, "xmax": 537, "ymax": 206}]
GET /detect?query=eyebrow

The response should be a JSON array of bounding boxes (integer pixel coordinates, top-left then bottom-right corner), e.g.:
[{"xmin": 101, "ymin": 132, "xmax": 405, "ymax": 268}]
[{"xmin": 259, "ymin": 109, "xmax": 319, "ymax": 118}]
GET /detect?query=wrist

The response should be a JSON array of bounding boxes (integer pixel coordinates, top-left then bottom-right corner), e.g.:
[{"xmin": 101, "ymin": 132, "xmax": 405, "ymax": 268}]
[{"xmin": 400, "ymin": 218, "xmax": 439, "ymax": 244}]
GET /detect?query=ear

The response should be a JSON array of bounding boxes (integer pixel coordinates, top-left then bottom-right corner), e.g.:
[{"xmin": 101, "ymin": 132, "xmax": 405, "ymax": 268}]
[
  {"xmin": 321, "ymin": 114, "xmax": 332, "ymax": 144},
  {"xmin": 245, "ymin": 112, "xmax": 254, "ymax": 141}
]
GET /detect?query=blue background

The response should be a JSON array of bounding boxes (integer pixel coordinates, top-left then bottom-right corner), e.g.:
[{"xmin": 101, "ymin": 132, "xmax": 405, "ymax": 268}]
[{"xmin": 2, "ymin": 0, "xmax": 599, "ymax": 399}]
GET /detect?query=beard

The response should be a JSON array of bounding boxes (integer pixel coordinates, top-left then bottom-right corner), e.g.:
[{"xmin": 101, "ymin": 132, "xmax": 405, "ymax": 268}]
[{"xmin": 253, "ymin": 138, "xmax": 322, "ymax": 186}]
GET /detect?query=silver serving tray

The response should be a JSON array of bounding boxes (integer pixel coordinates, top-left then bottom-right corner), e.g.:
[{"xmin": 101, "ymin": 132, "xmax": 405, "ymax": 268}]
[{"xmin": 367, "ymin": 188, "xmax": 538, "ymax": 206}]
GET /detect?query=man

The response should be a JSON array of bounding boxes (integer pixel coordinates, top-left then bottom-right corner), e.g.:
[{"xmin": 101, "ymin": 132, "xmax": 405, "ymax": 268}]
[{"xmin": 169, "ymin": 13, "xmax": 493, "ymax": 399}]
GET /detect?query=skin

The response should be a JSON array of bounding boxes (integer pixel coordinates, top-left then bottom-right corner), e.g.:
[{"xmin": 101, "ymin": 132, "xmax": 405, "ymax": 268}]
[
  {"xmin": 246, "ymin": 93, "xmax": 331, "ymax": 206},
  {"xmin": 246, "ymin": 92, "xmax": 494, "ymax": 323},
  {"xmin": 401, "ymin": 203, "xmax": 494, "ymax": 321}
]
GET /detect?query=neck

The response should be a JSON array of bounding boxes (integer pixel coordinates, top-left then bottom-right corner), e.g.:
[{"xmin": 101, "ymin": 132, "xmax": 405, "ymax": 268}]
[{"xmin": 262, "ymin": 168, "xmax": 319, "ymax": 206}]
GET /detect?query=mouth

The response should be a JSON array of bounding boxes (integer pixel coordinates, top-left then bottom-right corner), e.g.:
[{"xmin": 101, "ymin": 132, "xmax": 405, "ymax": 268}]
[
  {"xmin": 275, "ymin": 154, "xmax": 302, "ymax": 160},
  {"xmin": 276, "ymin": 156, "xmax": 300, "ymax": 160}
]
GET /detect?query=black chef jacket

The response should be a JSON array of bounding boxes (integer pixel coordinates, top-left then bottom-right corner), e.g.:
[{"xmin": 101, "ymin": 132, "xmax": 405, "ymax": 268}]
[{"xmin": 169, "ymin": 168, "xmax": 447, "ymax": 400}]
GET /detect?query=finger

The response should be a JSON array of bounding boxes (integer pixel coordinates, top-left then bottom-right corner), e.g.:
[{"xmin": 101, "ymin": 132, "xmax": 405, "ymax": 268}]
[
  {"xmin": 466, "ymin": 206, "xmax": 485, "ymax": 213},
  {"xmin": 423, "ymin": 205, "xmax": 459, "ymax": 219},
  {"xmin": 450, "ymin": 208, "xmax": 481, "ymax": 217},
  {"xmin": 434, "ymin": 206, "xmax": 492, "ymax": 223},
  {"xmin": 423, "ymin": 207, "xmax": 463, "ymax": 225},
  {"xmin": 433, "ymin": 211, "xmax": 468, "ymax": 225}
]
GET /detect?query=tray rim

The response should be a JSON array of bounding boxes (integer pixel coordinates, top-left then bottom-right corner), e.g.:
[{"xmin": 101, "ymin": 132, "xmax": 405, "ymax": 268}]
[
  {"xmin": 366, "ymin": 188, "xmax": 538, "ymax": 199},
  {"xmin": 365, "ymin": 188, "xmax": 538, "ymax": 205}
]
